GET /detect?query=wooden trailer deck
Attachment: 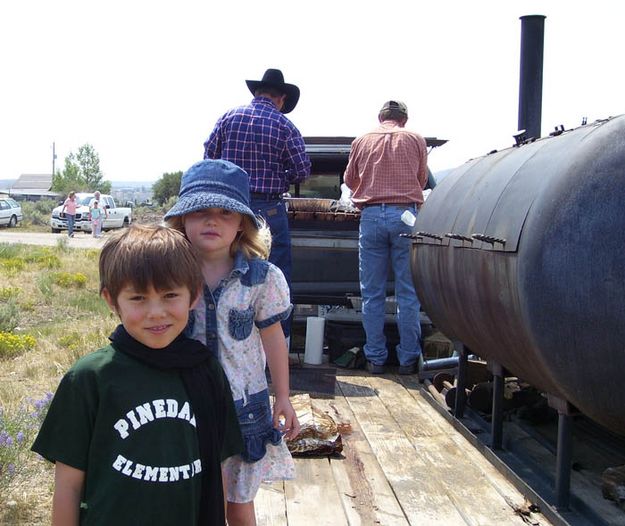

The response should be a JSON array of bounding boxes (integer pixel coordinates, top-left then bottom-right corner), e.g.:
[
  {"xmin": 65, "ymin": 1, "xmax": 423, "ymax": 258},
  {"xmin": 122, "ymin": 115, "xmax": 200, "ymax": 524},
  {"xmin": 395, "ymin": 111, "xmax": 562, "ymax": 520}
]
[{"xmin": 257, "ymin": 370, "xmax": 553, "ymax": 526}]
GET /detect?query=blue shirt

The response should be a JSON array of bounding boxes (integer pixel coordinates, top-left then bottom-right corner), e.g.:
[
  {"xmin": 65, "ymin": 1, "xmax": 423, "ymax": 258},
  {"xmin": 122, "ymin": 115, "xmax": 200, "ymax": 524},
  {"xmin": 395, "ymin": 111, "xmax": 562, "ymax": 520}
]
[{"xmin": 203, "ymin": 97, "xmax": 311, "ymax": 194}]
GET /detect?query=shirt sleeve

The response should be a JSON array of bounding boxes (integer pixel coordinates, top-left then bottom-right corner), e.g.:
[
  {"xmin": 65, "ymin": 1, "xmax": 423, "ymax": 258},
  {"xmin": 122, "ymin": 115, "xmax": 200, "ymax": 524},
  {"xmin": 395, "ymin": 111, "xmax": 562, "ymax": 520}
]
[
  {"xmin": 416, "ymin": 135, "xmax": 428, "ymax": 189},
  {"xmin": 254, "ymin": 264, "xmax": 292, "ymax": 329},
  {"xmin": 343, "ymin": 138, "xmax": 360, "ymax": 191},
  {"xmin": 31, "ymin": 368, "xmax": 97, "ymax": 470},
  {"xmin": 282, "ymin": 123, "xmax": 311, "ymax": 184},
  {"xmin": 203, "ymin": 118, "xmax": 223, "ymax": 160}
]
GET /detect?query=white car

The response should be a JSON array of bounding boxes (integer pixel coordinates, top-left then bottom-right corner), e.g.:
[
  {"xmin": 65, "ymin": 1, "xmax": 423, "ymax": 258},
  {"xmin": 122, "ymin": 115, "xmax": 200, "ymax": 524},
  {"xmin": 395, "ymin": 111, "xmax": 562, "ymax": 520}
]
[
  {"xmin": 0, "ymin": 197, "xmax": 23, "ymax": 228},
  {"xmin": 50, "ymin": 193, "xmax": 132, "ymax": 233}
]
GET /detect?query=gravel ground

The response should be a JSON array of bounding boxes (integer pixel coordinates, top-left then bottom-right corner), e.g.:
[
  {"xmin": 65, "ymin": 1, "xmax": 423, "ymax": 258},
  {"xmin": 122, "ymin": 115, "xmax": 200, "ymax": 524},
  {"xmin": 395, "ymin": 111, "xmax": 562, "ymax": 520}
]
[{"xmin": 0, "ymin": 229, "xmax": 107, "ymax": 248}]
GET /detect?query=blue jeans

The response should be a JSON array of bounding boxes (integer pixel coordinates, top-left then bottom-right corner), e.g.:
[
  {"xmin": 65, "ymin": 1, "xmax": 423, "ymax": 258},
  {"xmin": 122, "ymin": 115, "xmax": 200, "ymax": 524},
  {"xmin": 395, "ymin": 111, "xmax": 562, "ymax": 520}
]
[
  {"xmin": 359, "ymin": 204, "xmax": 422, "ymax": 366},
  {"xmin": 250, "ymin": 197, "xmax": 292, "ymax": 337},
  {"xmin": 66, "ymin": 214, "xmax": 75, "ymax": 236}
]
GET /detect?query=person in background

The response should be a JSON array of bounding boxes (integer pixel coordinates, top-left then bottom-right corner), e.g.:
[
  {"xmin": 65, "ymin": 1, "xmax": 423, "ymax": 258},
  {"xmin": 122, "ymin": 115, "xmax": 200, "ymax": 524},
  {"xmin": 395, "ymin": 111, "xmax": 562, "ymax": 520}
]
[
  {"xmin": 61, "ymin": 191, "xmax": 79, "ymax": 238},
  {"xmin": 89, "ymin": 190, "xmax": 101, "ymax": 206},
  {"xmin": 203, "ymin": 68, "xmax": 311, "ymax": 343},
  {"xmin": 344, "ymin": 100, "xmax": 428, "ymax": 375},
  {"xmin": 89, "ymin": 199, "xmax": 107, "ymax": 238},
  {"xmin": 31, "ymin": 224, "xmax": 244, "ymax": 525},
  {"xmin": 165, "ymin": 159, "xmax": 300, "ymax": 526}
]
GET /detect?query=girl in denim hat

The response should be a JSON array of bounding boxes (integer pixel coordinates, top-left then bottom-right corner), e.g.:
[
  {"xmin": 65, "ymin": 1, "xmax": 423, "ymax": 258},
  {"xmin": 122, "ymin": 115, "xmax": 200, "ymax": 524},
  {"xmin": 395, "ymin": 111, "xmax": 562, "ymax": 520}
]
[{"xmin": 165, "ymin": 159, "xmax": 300, "ymax": 526}]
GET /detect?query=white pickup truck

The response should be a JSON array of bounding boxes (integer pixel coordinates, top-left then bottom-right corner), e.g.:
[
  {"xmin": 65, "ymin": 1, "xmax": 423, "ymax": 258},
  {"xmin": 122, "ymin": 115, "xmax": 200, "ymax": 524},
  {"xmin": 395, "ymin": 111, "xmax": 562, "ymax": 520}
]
[{"xmin": 50, "ymin": 193, "xmax": 132, "ymax": 233}]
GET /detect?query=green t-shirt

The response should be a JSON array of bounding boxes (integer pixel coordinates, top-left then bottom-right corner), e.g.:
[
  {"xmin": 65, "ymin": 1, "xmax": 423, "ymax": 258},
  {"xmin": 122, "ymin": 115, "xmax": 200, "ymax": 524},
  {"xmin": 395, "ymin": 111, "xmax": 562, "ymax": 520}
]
[{"xmin": 32, "ymin": 345, "xmax": 242, "ymax": 526}]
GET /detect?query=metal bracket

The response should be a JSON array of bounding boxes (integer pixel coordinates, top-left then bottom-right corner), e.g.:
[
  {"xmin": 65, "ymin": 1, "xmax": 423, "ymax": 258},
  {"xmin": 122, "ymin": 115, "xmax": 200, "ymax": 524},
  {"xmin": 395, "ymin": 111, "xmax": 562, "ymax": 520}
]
[
  {"xmin": 472, "ymin": 233, "xmax": 507, "ymax": 246},
  {"xmin": 445, "ymin": 233, "xmax": 474, "ymax": 243},
  {"xmin": 416, "ymin": 231, "xmax": 443, "ymax": 241},
  {"xmin": 547, "ymin": 394, "xmax": 579, "ymax": 416}
]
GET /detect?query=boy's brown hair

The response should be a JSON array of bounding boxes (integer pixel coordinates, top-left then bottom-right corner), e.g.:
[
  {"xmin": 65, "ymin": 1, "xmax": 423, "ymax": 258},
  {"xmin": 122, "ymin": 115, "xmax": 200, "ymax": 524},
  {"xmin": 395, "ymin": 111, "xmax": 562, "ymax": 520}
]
[{"xmin": 99, "ymin": 224, "xmax": 203, "ymax": 307}]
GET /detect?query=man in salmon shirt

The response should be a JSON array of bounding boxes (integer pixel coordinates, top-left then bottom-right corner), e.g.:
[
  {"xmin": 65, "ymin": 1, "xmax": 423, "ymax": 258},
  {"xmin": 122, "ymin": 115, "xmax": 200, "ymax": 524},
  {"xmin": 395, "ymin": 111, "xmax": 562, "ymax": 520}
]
[{"xmin": 344, "ymin": 100, "xmax": 428, "ymax": 376}]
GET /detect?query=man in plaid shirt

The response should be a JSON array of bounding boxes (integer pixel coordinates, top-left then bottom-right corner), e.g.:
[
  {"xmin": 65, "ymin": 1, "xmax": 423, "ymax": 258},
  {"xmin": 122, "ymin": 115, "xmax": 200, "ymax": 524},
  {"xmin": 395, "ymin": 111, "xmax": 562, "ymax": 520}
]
[
  {"xmin": 204, "ymin": 69, "xmax": 311, "ymax": 340},
  {"xmin": 344, "ymin": 100, "xmax": 428, "ymax": 375}
]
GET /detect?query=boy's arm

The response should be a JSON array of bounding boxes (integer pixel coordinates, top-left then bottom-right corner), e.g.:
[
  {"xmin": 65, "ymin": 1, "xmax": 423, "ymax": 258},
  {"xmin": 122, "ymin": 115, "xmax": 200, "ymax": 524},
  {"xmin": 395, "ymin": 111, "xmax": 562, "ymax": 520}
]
[
  {"xmin": 52, "ymin": 462, "xmax": 85, "ymax": 526},
  {"xmin": 261, "ymin": 322, "xmax": 300, "ymax": 440}
]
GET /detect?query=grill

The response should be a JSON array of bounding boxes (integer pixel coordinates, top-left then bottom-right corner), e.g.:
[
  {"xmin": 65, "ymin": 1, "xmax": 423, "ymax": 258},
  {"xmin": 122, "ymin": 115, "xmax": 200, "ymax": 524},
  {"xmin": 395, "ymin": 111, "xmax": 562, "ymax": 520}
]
[{"xmin": 285, "ymin": 198, "xmax": 360, "ymax": 223}]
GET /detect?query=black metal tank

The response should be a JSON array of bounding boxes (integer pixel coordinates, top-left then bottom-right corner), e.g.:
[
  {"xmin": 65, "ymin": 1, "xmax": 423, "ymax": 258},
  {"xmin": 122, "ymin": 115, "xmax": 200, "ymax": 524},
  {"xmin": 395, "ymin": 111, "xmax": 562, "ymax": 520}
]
[{"xmin": 411, "ymin": 115, "xmax": 625, "ymax": 435}]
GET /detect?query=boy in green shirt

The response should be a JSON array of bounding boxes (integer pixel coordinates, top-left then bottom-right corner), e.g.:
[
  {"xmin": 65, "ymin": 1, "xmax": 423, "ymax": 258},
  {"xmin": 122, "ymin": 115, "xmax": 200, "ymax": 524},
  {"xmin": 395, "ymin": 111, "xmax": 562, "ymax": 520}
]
[{"xmin": 32, "ymin": 224, "xmax": 243, "ymax": 526}]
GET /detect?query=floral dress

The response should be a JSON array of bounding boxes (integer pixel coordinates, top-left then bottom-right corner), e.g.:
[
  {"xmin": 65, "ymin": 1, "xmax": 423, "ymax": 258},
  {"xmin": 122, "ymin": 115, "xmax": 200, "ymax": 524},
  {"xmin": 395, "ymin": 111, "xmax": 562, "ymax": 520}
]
[{"xmin": 188, "ymin": 252, "xmax": 296, "ymax": 503}]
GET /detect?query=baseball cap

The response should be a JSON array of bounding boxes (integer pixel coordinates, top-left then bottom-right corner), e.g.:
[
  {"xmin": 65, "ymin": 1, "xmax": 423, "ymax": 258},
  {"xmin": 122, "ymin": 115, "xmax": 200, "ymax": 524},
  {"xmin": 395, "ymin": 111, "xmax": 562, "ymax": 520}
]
[{"xmin": 380, "ymin": 100, "xmax": 408, "ymax": 117}]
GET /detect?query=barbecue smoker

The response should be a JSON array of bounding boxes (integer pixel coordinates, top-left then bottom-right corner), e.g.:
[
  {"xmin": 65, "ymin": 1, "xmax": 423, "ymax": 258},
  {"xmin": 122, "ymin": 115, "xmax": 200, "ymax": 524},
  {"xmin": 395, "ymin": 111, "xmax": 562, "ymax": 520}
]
[
  {"xmin": 411, "ymin": 115, "xmax": 625, "ymax": 437},
  {"xmin": 410, "ymin": 15, "xmax": 625, "ymax": 514}
]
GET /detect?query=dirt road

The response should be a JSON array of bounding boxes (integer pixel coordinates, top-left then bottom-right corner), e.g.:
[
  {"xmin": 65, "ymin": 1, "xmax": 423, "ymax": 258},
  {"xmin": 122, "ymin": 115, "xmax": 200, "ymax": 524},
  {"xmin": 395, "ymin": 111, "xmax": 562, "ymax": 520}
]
[{"xmin": 0, "ymin": 230, "xmax": 106, "ymax": 249}]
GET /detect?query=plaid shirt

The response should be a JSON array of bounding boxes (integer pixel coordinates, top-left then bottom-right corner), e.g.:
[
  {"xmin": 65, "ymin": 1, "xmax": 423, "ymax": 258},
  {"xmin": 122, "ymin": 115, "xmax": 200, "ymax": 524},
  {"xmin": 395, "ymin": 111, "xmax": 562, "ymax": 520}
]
[
  {"xmin": 344, "ymin": 121, "xmax": 428, "ymax": 208},
  {"xmin": 204, "ymin": 97, "xmax": 311, "ymax": 194}
]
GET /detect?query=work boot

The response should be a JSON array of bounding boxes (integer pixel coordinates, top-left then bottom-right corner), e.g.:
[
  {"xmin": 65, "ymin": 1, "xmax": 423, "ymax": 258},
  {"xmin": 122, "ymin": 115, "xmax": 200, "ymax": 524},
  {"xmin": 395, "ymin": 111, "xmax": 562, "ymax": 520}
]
[
  {"xmin": 366, "ymin": 361, "xmax": 386, "ymax": 374},
  {"xmin": 398, "ymin": 363, "xmax": 417, "ymax": 375}
]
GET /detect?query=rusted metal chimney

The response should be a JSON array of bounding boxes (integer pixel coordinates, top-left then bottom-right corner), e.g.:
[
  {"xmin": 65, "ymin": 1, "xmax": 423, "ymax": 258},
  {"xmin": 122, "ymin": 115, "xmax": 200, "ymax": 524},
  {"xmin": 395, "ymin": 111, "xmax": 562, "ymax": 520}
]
[{"xmin": 518, "ymin": 15, "xmax": 546, "ymax": 139}]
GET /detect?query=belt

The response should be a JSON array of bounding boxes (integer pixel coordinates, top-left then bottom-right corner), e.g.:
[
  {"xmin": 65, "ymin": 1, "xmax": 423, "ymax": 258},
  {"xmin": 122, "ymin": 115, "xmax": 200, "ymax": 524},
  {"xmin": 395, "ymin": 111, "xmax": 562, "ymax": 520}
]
[
  {"xmin": 250, "ymin": 192, "xmax": 283, "ymax": 200},
  {"xmin": 362, "ymin": 203, "xmax": 417, "ymax": 208}
]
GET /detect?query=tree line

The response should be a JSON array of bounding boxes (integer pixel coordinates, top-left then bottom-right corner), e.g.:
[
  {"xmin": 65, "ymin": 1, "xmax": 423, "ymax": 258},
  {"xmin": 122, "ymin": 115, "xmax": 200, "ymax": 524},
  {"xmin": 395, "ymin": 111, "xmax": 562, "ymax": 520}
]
[
  {"xmin": 52, "ymin": 143, "xmax": 182, "ymax": 204},
  {"xmin": 51, "ymin": 144, "xmax": 111, "ymax": 194}
]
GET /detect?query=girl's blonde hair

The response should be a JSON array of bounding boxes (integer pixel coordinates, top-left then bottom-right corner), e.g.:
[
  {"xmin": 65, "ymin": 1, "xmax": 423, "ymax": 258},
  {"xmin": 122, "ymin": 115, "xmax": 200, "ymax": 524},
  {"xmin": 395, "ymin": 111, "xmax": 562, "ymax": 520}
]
[{"xmin": 166, "ymin": 214, "xmax": 272, "ymax": 260}]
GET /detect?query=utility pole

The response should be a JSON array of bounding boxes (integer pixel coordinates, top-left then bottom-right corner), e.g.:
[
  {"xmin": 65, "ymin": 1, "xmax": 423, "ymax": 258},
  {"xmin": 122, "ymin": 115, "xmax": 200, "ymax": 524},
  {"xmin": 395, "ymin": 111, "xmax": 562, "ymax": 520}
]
[{"xmin": 52, "ymin": 142, "xmax": 57, "ymax": 178}]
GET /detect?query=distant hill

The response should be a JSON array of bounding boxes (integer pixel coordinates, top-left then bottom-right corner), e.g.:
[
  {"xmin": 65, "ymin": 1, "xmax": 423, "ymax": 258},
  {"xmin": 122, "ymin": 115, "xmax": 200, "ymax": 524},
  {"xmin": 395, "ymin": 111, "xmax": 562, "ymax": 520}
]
[
  {"xmin": 1, "ymin": 179, "xmax": 153, "ymax": 190},
  {"xmin": 0, "ymin": 179, "xmax": 16, "ymax": 189},
  {"xmin": 111, "ymin": 180, "xmax": 155, "ymax": 189}
]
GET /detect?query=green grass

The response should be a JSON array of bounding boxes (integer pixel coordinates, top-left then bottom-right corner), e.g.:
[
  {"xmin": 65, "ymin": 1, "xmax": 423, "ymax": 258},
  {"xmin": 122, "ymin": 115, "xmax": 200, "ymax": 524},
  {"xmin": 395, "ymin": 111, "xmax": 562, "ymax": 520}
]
[
  {"xmin": 36, "ymin": 273, "xmax": 55, "ymax": 303},
  {"xmin": 0, "ymin": 242, "xmax": 110, "ymax": 522},
  {"xmin": 0, "ymin": 244, "xmax": 22, "ymax": 260}
]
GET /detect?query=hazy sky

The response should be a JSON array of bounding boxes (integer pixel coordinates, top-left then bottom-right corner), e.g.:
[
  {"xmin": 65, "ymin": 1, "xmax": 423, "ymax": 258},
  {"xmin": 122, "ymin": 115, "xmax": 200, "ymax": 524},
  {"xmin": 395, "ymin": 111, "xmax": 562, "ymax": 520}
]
[{"xmin": 1, "ymin": 0, "xmax": 623, "ymax": 183}]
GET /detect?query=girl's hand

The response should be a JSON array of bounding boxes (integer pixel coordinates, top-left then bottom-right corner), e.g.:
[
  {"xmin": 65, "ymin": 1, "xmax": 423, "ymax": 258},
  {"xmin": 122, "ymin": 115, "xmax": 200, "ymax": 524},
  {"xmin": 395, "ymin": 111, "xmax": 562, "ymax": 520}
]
[{"xmin": 273, "ymin": 397, "xmax": 300, "ymax": 440}]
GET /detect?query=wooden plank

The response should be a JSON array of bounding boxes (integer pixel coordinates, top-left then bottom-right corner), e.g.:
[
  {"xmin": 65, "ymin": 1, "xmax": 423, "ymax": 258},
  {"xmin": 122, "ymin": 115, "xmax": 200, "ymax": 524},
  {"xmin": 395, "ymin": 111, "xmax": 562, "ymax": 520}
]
[
  {"xmin": 313, "ymin": 396, "xmax": 410, "ymax": 525},
  {"xmin": 284, "ymin": 457, "xmax": 348, "ymax": 526},
  {"xmin": 367, "ymin": 374, "xmax": 531, "ymax": 525},
  {"xmin": 256, "ymin": 481, "xmax": 288, "ymax": 526},
  {"xmin": 338, "ymin": 374, "xmax": 468, "ymax": 525},
  {"xmin": 271, "ymin": 365, "xmax": 337, "ymax": 397},
  {"xmin": 401, "ymin": 378, "xmax": 549, "ymax": 525}
]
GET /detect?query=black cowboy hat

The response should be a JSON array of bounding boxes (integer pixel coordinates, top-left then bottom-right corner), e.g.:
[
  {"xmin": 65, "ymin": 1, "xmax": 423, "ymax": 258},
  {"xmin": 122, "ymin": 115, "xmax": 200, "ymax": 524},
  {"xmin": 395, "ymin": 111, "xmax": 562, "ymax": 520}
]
[{"xmin": 246, "ymin": 68, "xmax": 300, "ymax": 114}]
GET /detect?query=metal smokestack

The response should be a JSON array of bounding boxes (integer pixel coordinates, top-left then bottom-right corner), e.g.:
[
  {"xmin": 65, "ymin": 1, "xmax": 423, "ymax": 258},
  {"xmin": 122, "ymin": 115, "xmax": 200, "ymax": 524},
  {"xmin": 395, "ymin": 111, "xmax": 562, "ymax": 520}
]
[{"xmin": 518, "ymin": 15, "xmax": 546, "ymax": 139}]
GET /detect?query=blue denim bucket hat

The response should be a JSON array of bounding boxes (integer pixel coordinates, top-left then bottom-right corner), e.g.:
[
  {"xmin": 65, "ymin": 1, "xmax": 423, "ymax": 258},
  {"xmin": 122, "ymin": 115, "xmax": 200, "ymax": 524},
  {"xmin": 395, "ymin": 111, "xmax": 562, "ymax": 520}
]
[{"xmin": 164, "ymin": 159, "xmax": 259, "ymax": 228}]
